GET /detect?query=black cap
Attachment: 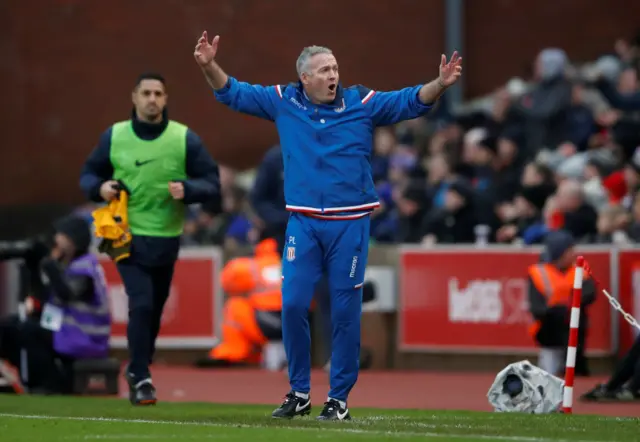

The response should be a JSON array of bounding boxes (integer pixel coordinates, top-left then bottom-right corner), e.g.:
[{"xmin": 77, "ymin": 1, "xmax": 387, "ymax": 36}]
[
  {"xmin": 542, "ymin": 230, "xmax": 575, "ymax": 262},
  {"xmin": 53, "ymin": 215, "xmax": 92, "ymax": 255}
]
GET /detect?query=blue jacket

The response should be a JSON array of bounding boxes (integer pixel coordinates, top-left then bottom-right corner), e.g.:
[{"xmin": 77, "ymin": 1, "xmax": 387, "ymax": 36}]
[{"xmin": 214, "ymin": 77, "xmax": 433, "ymax": 218}]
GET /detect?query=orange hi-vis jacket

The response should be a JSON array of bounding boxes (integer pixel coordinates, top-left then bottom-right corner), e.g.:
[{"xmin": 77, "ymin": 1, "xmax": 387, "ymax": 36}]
[
  {"xmin": 220, "ymin": 238, "xmax": 282, "ymax": 311},
  {"xmin": 210, "ymin": 239, "xmax": 283, "ymax": 362},
  {"xmin": 527, "ymin": 263, "xmax": 584, "ymax": 339}
]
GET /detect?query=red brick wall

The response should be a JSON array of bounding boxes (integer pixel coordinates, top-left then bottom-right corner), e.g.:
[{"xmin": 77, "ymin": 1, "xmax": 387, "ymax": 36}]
[
  {"xmin": 464, "ymin": 0, "xmax": 640, "ymax": 97},
  {"xmin": 0, "ymin": 0, "xmax": 635, "ymax": 204}
]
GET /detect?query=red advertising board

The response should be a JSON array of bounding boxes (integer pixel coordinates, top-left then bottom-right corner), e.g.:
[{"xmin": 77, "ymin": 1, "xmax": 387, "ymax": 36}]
[
  {"xmin": 617, "ymin": 249, "xmax": 640, "ymax": 355},
  {"xmin": 399, "ymin": 247, "xmax": 613, "ymax": 355},
  {"xmin": 98, "ymin": 247, "xmax": 223, "ymax": 349}
]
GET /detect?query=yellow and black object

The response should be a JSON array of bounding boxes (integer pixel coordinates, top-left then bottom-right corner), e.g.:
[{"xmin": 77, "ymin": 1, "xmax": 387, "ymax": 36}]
[{"xmin": 92, "ymin": 182, "xmax": 132, "ymax": 262}]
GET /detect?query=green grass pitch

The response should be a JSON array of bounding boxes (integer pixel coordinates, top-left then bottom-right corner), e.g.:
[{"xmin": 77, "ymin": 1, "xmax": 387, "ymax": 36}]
[{"xmin": 0, "ymin": 395, "xmax": 638, "ymax": 441}]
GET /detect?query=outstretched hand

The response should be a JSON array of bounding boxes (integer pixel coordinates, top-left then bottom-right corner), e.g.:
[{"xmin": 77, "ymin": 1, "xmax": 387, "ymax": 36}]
[
  {"xmin": 194, "ymin": 31, "xmax": 220, "ymax": 67},
  {"xmin": 439, "ymin": 51, "xmax": 463, "ymax": 87}
]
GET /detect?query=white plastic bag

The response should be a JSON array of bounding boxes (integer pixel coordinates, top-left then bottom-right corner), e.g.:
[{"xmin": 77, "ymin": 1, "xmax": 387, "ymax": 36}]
[{"xmin": 487, "ymin": 360, "xmax": 564, "ymax": 414}]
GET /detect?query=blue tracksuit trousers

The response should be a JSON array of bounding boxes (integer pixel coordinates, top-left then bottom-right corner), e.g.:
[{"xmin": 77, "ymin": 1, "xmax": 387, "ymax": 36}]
[{"xmin": 281, "ymin": 212, "xmax": 369, "ymax": 402}]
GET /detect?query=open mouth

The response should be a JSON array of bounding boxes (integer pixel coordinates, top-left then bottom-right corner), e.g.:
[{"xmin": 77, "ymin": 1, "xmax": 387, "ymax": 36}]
[{"xmin": 328, "ymin": 84, "xmax": 336, "ymax": 93}]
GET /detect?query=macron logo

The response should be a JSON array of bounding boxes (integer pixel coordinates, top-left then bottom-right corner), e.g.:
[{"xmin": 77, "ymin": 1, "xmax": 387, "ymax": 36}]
[
  {"xmin": 349, "ymin": 256, "xmax": 358, "ymax": 278},
  {"xmin": 290, "ymin": 97, "xmax": 307, "ymax": 110}
]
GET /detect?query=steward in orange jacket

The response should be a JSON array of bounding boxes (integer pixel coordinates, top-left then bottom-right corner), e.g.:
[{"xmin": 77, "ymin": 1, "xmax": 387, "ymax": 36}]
[
  {"xmin": 197, "ymin": 239, "xmax": 284, "ymax": 367},
  {"xmin": 527, "ymin": 230, "xmax": 595, "ymax": 375}
]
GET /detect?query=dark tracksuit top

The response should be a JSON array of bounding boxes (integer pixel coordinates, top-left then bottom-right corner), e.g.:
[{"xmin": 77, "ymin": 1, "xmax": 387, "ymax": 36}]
[
  {"xmin": 79, "ymin": 109, "xmax": 221, "ymax": 267},
  {"xmin": 249, "ymin": 145, "xmax": 287, "ymax": 253}
]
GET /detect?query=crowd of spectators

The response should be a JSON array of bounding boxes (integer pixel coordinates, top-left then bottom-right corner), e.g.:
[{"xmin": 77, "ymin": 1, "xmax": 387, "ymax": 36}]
[
  {"xmin": 181, "ymin": 166, "xmax": 258, "ymax": 253},
  {"xmin": 171, "ymin": 33, "xmax": 640, "ymax": 248}
]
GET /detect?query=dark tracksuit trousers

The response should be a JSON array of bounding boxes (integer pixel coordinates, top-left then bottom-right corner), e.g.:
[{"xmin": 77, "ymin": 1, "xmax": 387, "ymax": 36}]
[
  {"xmin": 606, "ymin": 334, "xmax": 640, "ymax": 392},
  {"xmin": 535, "ymin": 309, "xmax": 590, "ymax": 375},
  {"xmin": 117, "ymin": 235, "xmax": 180, "ymax": 383}
]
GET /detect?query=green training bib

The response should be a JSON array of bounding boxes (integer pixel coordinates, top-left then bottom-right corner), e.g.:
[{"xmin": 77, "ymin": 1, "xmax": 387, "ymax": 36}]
[{"xmin": 110, "ymin": 120, "xmax": 188, "ymax": 237}]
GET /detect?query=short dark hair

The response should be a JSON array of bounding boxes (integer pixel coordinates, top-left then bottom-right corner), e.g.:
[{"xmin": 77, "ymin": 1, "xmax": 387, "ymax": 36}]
[{"xmin": 134, "ymin": 72, "xmax": 166, "ymax": 89}]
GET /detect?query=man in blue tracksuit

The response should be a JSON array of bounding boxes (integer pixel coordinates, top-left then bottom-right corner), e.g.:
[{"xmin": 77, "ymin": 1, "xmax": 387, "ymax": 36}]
[
  {"xmin": 194, "ymin": 31, "xmax": 462, "ymax": 420},
  {"xmin": 250, "ymin": 145, "xmax": 334, "ymax": 370}
]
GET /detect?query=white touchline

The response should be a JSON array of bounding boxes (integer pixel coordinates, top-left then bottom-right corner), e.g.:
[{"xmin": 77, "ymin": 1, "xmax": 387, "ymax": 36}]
[
  {"xmin": 65, "ymin": 435, "xmax": 223, "ymax": 440},
  {"xmin": 0, "ymin": 413, "xmax": 611, "ymax": 442}
]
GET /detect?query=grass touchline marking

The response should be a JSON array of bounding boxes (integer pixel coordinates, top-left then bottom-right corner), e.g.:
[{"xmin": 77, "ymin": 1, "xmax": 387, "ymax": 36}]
[{"xmin": 0, "ymin": 413, "xmax": 610, "ymax": 442}]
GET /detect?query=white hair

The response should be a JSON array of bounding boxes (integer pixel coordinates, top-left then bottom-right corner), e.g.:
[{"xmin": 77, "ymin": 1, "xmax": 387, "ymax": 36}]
[
  {"xmin": 463, "ymin": 127, "xmax": 487, "ymax": 146},
  {"xmin": 296, "ymin": 46, "xmax": 333, "ymax": 77}
]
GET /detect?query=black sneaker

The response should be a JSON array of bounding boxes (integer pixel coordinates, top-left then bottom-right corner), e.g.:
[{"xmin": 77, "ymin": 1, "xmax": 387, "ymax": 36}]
[
  {"xmin": 615, "ymin": 386, "xmax": 640, "ymax": 401},
  {"xmin": 580, "ymin": 384, "xmax": 638, "ymax": 402},
  {"xmin": 316, "ymin": 399, "xmax": 351, "ymax": 421},
  {"xmin": 580, "ymin": 384, "xmax": 616, "ymax": 401},
  {"xmin": 124, "ymin": 367, "xmax": 157, "ymax": 406},
  {"xmin": 132, "ymin": 380, "xmax": 157, "ymax": 406},
  {"xmin": 271, "ymin": 391, "xmax": 311, "ymax": 419}
]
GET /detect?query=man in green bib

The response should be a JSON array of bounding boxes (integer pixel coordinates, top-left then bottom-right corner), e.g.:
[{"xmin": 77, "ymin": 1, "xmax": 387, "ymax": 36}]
[{"xmin": 79, "ymin": 73, "xmax": 221, "ymax": 406}]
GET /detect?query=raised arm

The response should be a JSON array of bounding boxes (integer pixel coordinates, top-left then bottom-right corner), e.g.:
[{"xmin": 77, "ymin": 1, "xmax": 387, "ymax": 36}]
[
  {"xmin": 194, "ymin": 31, "xmax": 279, "ymax": 121},
  {"xmin": 362, "ymin": 52, "xmax": 463, "ymax": 127}
]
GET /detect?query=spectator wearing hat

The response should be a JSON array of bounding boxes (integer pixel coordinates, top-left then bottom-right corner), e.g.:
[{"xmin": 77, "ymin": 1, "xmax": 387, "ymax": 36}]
[
  {"xmin": 526, "ymin": 230, "xmax": 596, "ymax": 376},
  {"xmin": 511, "ymin": 48, "xmax": 573, "ymax": 156},
  {"xmin": 0, "ymin": 215, "xmax": 111, "ymax": 394}
]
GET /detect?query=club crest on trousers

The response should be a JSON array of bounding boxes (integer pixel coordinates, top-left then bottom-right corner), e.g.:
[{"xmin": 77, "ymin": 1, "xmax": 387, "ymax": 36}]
[{"xmin": 286, "ymin": 246, "xmax": 296, "ymax": 262}]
